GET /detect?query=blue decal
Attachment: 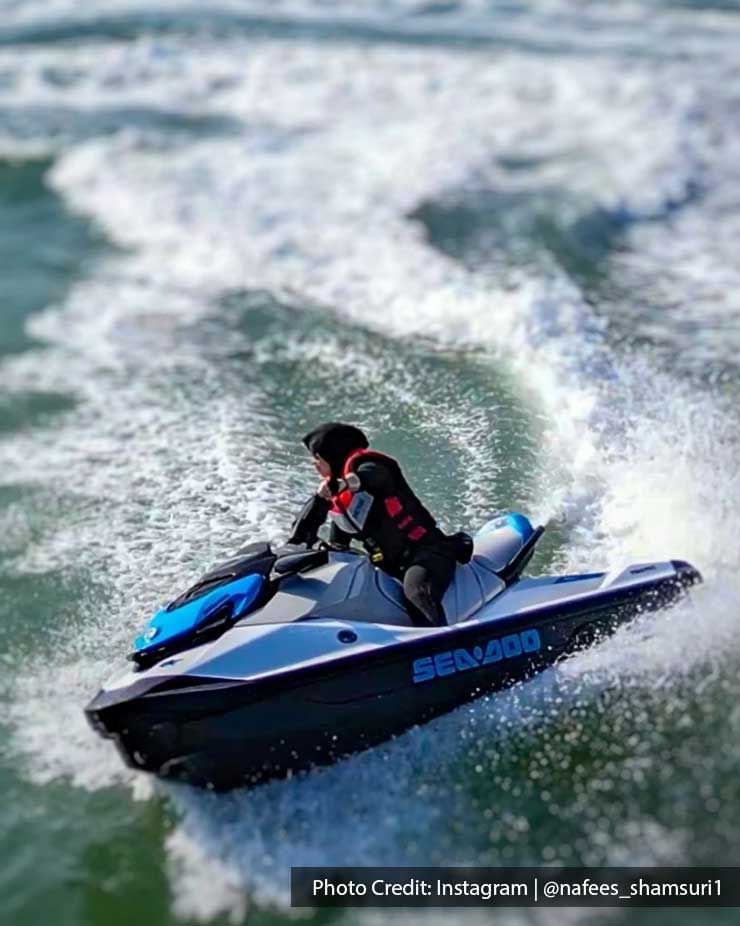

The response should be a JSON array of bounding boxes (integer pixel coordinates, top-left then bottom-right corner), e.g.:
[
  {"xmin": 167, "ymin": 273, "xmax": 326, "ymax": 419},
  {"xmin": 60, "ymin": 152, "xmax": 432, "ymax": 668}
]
[
  {"xmin": 502, "ymin": 633, "xmax": 522, "ymax": 658},
  {"xmin": 520, "ymin": 629, "xmax": 541, "ymax": 653},
  {"xmin": 411, "ymin": 656, "xmax": 435, "ymax": 683},
  {"xmin": 483, "ymin": 639, "xmax": 502, "ymax": 664},
  {"xmin": 134, "ymin": 573, "xmax": 264, "ymax": 654},
  {"xmin": 412, "ymin": 628, "xmax": 541, "ymax": 684},
  {"xmin": 434, "ymin": 651, "xmax": 456, "ymax": 677},
  {"xmin": 454, "ymin": 648, "xmax": 479, "ymax": 671}
]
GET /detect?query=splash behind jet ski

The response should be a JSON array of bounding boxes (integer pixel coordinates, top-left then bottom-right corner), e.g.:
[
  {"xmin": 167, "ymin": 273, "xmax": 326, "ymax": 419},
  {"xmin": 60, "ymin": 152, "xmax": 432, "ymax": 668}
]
[{"xmin": 85, "ymin": 514, "xmax": 700, "ymax": 789}]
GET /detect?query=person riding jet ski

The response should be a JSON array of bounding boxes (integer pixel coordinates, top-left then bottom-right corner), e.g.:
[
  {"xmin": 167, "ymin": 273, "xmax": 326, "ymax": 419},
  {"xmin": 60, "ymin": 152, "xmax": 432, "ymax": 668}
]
[{"xmin": 287, "ymin": 422, "xmax": 472, "ymax": 627}]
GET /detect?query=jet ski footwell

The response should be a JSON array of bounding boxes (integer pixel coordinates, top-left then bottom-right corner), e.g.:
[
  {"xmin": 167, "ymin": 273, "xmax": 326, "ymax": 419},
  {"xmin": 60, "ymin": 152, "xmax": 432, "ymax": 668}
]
[{"xmin": 86, "ymin": 517, "xmax": 701, "ymax": 789}]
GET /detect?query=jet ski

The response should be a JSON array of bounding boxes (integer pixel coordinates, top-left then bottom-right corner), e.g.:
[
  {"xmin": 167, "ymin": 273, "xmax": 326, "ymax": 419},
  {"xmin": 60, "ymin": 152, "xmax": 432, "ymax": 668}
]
[{"xmin": 85, "ymin": 513, "xmax": 701, "ymax": 789}]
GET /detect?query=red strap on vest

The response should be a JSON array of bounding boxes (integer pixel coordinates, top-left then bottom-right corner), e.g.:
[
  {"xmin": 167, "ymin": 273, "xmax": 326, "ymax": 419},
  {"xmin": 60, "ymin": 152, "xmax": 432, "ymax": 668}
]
[
  {"xmin": 385, "ymin": 497, "xmax": 403, "ymax": 518},
  {"xmin": 331, "ymin": 488, "xmax": 354, "ymax": 513},
  {"xmin": 342, "ymin": 447, "xmax": 397, "ymax": 478}
]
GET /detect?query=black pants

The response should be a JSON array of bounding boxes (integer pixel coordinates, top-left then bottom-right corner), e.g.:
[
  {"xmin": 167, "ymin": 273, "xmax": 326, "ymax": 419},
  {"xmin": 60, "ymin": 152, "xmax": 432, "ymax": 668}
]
[{"xmin": 401, "ymin": 544, "xmax": 457, "ymax": 627}]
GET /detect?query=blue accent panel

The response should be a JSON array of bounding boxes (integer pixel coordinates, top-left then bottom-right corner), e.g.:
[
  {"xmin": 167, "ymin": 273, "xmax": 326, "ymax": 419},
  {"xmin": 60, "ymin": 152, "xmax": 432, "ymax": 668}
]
[
  {"xmin": 133, "ymin": 573, "xmax": 264, "ymax": 654},
  {"xmin": 475, "ymin": 511, "xmax": 534, "ymax": 539},
  {"xmin": 506, "ymin": 512, "xmax": 534, "ymax": 540}
]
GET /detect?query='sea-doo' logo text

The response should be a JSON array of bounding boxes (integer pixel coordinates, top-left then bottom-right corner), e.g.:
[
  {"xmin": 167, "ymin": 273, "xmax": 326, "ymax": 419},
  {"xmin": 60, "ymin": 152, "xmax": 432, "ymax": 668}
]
[{"xmin": 412, "ymin": 628, "xmax": 541, "ymax": 684}]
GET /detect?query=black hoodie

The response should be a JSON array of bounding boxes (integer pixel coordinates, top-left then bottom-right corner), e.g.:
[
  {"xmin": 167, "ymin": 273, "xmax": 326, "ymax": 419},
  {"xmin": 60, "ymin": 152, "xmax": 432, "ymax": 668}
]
[{"xmin": 302, "ymin": 422, "xmax": 369, "ymax": 482}]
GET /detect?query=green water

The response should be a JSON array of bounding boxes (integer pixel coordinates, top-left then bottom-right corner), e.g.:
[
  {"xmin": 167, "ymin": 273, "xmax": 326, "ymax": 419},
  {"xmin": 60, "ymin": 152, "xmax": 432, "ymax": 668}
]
[{"xmin": 0, "ymin": 159, "xmax": 102, "ymax": 357}]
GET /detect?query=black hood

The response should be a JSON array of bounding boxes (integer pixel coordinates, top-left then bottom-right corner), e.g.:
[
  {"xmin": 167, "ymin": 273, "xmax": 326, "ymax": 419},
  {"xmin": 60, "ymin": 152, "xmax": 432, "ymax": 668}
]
[{"xmin": 302, "ymin": 422, "xmax": 369, "ymax": 477}]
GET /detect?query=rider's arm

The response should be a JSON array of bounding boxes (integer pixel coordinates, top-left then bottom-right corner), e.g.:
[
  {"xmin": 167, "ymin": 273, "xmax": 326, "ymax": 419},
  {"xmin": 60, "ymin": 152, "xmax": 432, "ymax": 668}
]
[
  {"xmin": 286, "ymin": 493, "xmax": 331, "ymax": 546},
  {"xmin": 328, "ymin": 521, "xmax": 353, "ymax": 548}
]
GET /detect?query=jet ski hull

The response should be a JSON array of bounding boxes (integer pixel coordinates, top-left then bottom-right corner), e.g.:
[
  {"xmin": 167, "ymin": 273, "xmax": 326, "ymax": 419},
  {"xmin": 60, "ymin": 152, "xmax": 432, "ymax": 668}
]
[{"xmin": 86, "ymin": 559, "xmax": 700, "ymax": 789}]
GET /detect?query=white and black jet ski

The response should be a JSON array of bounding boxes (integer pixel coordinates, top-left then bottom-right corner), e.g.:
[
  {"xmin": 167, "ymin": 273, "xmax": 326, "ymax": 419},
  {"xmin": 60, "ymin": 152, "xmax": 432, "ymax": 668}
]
[{"xmin": 85, "ymin": 514, "xmax": 700, "ymax": 789}]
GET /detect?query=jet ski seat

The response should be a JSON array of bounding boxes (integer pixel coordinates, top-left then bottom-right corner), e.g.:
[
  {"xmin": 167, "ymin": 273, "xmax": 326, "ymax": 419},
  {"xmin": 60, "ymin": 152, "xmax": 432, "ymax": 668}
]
[
  {"xmin": 238, "ymin": 554, "xmax": 412, "ymax": 627},
  {"xmin": 441, "ymin": 556, "xmax": 505, "ymax": 625},
  {"xmin": 238, "ymin": 549, "xmax": 504, "ymax": 628},
  {"xmin": 236, "ymin": 514, "xmax": 538, "ymax": 628},
  {"xmin": 440, "ymin": 513, "xmax": 539, "ymax": 624}
]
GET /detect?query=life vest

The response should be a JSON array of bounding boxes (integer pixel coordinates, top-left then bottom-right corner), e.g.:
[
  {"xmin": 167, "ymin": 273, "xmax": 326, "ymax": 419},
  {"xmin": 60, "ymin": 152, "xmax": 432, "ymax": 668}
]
[{"xmin": 329, "ymin": 449, "xmax": 439, "ymax": 566}]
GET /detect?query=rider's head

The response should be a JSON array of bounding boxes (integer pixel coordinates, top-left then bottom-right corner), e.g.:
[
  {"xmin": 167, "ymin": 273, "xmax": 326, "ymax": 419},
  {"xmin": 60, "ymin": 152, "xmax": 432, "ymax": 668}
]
[{"xmin": 302, "ymin": 422, "xmax": 369, "ymax": 478}]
